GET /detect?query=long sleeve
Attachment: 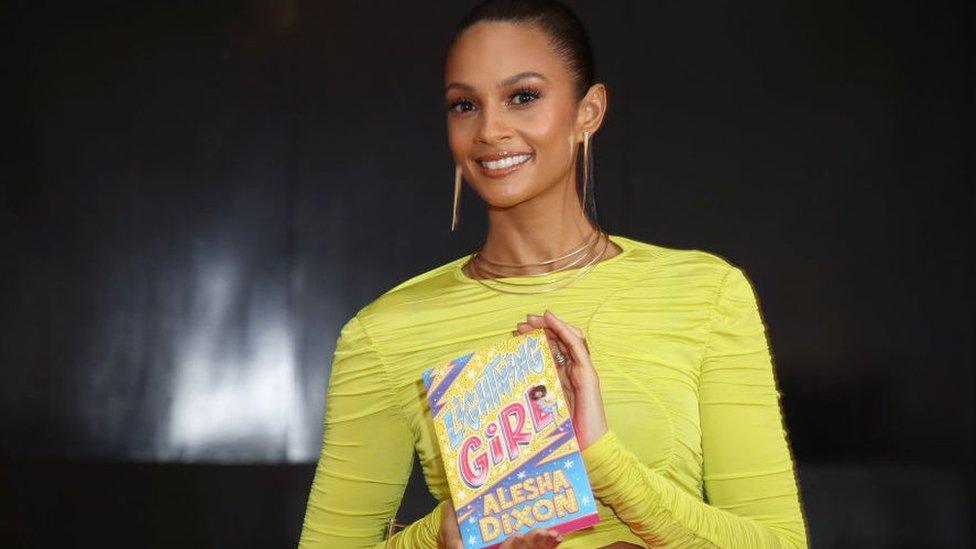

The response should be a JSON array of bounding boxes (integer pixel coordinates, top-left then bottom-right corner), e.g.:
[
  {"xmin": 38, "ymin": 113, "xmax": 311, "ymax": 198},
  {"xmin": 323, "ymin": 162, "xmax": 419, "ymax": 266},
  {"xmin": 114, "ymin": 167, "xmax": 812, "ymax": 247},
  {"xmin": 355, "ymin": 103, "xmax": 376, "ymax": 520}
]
[
  {"xmin": 580, "ymin": 266, "xmax": 808, "ymax": 548},
  {"xmin": 299, "ymin": 314, "xmax": 443, "ymax": 548}
]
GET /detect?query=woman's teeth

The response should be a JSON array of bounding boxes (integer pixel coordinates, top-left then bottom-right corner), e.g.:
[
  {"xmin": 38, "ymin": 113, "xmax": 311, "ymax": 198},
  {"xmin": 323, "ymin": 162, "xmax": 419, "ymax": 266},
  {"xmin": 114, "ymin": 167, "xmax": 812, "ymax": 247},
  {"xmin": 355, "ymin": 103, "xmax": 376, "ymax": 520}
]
[{"xmin": 480, "ymin": 154, "xmax": 532, "ymax": 170}]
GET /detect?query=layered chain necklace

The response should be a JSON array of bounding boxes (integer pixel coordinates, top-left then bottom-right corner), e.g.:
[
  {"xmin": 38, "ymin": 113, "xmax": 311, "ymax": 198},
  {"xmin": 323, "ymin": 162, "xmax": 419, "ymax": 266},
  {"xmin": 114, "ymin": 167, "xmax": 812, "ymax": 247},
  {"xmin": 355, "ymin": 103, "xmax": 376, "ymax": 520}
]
[{"xmin": 464, "ymin": 228, "xmax": 612, "ymax": 295}]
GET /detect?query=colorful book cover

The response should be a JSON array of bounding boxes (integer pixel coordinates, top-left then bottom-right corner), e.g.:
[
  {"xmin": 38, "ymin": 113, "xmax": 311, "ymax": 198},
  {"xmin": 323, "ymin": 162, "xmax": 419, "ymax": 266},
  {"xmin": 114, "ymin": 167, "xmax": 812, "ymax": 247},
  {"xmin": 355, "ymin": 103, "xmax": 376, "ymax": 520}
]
[{"xmin": 421, "ymin": 329, "xmax": 600, "ymax": 549}]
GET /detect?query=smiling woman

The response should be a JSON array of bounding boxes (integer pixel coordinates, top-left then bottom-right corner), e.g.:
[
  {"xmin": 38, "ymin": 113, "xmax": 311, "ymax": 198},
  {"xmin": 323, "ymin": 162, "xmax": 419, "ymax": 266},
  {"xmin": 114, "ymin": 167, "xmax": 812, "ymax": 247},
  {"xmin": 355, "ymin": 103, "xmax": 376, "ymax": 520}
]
[
  {"xmin": 447, "ymin": 70, "xmax": 547, "ymax": 178},
  {"xmin": 298, "ymin": 1, "xmax": 808, "ymax": 548},
  {"xmin": 442, "ymin": 14, "xmax": 603, "ymax": 231}
]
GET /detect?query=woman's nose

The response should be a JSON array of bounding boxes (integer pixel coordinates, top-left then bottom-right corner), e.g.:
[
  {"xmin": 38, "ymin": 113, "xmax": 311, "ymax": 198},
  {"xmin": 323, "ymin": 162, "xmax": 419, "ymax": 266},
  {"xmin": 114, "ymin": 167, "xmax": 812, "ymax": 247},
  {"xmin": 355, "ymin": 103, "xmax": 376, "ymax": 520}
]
[{"xmin": 475, "ymin": 103, "xmax": 512, "ymax": 145}]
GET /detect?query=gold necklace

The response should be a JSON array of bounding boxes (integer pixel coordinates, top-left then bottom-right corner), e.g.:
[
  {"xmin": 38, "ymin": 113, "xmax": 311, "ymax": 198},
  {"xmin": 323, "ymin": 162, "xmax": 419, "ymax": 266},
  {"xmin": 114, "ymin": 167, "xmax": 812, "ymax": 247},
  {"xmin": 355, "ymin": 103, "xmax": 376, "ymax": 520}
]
[
  {"xmin": 465, "ymin": 229, "xmax": 613, "ymax": 295},
  {"xmin": 474, "ymin": 229, "xmax": 600, "ymax": 268},
  {"xmin": 471, "ymin": 229, "xmax": 600, "ymax": 279}
]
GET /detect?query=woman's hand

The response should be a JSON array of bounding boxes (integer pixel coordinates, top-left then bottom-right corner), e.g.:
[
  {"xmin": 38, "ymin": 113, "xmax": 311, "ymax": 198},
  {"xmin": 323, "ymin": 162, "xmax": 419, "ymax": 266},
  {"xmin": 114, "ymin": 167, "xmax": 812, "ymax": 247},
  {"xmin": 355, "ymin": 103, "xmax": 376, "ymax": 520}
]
[
  {"xmin": 437, "ymin": 499, "xmax": 463, "ymax": 549},
  {"xmin": 438, "ymin": 498, "xmax": 563, "ymax": 548},
  {"xmin": 498, "ymin": 529, "xmax": 563, "ymax": 548},
  {"xmin": 514, "ymin": 310, "xmax": 609, "ymax": 450}
]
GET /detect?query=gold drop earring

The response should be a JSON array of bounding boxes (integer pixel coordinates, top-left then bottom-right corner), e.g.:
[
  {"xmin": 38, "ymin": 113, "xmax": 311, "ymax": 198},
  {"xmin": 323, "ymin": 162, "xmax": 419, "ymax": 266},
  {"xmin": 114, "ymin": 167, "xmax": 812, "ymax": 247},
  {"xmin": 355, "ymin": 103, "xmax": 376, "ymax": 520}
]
[
  {"xmin": 451, "ymin": 164, "xmax": 462, "ymax": 232},
  {"xmin": 582, "ymin": 130, "xmax": 590, "ymax": 207}
]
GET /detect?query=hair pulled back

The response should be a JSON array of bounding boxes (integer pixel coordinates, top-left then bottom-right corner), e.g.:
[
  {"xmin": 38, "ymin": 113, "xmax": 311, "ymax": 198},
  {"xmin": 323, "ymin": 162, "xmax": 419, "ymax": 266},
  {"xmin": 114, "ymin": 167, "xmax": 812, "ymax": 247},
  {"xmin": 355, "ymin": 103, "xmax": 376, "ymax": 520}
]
[{"xmin": 448, "ymin": 0, "xmax": 596, "ymax": 103}]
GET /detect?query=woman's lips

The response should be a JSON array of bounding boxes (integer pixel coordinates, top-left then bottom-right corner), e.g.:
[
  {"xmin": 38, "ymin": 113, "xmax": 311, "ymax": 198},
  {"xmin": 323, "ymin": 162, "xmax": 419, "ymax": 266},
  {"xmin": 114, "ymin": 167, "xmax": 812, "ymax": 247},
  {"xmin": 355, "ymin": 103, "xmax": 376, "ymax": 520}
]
[{"xmin": 477, "ymin": 154, "xmax": 533, "ymax": 179}]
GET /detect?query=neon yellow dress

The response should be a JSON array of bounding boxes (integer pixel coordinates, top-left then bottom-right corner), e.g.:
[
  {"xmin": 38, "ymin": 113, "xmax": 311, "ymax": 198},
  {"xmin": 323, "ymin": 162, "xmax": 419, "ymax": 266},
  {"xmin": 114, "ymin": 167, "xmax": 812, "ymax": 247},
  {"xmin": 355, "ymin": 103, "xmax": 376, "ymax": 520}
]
[{"xmin": 298, "ymin": 234, "xmax": 808, "ymax": 548}]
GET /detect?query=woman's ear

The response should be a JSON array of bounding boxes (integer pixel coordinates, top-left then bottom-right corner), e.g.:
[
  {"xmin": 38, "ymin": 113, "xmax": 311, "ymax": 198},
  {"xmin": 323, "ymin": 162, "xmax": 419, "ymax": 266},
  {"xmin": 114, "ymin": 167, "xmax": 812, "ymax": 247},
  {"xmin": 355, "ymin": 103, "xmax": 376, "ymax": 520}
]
[{"xmin": 576, "ymin": 82, "xmax": 608, "ymax": 137}]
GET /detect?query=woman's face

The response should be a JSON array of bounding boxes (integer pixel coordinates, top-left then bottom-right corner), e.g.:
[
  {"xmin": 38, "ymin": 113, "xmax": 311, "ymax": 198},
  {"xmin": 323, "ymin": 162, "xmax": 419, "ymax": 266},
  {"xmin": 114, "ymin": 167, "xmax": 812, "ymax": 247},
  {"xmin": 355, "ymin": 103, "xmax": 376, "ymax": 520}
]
[{"xmin": 444, "ymin": 21, "xmax": 586, "ymax": 211}]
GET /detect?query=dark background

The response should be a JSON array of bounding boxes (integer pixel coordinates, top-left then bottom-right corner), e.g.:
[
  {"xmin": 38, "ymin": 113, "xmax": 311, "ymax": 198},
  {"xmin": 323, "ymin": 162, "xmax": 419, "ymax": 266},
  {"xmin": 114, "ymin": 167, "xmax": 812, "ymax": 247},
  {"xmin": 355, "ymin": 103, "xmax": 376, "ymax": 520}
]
[{"xmin": 2, "ymin": 0, "xmax": 972, "ymax": 547}]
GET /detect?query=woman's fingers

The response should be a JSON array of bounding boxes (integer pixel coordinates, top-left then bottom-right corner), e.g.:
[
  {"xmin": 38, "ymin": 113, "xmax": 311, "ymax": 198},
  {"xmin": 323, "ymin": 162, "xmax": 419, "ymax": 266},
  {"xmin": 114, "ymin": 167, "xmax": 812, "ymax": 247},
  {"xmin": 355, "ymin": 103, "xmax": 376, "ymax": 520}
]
[
  {"xmin": 530, "ymin": 312, "xmax": 585, "ymax": 350},
  {"xmin": 498, "ymin": 528, "xmax": 562, "ymax": 548},
  {"xmin": 515, "ymin": 313, "xmax": 583, "ymax": 370},
  {"xmin": 511, "ymin": 312, "xmax": 581, "ymax": 428},
  {"xmin": 524, "ymin": 313, "xmax": 578, "ymax": 356},
  {"xmin": 552, "ymin": 337, "xmax": 570, "ymax": 360},
  {"xmin": 515, "ymin": 322, "xmax": 553, "ymax": 337},
  {"xmin": 542, "ymin": 311, "xmax": 590, "ymax": 364},
  {"xmin": 526, "ymin": 315, "xmax": 566, "ymax": 354},
  {"xmin": 515, "ymin": 313, "xmax": 590, "ymax": 391},
  {"xmin": 530, "ymin": 528, "xmax": 562, "ymax": 547},
  {"xmin": 524, "ymin": 316, "xmax": 562, "ymax": 348},
  {"xmin": 525, "ymin": 314, "xmax": 546, "ymax": 328},
  {"xmin": 534, "ymin": 312, "xmax": 583, "ymax": 339},
  {"xmin": 514, "ymin": 323, "xmax": 561, "ymax": 349},
  {"xmin": 498, "ymin": 533, "xmax": 521, "ymax": 548}
]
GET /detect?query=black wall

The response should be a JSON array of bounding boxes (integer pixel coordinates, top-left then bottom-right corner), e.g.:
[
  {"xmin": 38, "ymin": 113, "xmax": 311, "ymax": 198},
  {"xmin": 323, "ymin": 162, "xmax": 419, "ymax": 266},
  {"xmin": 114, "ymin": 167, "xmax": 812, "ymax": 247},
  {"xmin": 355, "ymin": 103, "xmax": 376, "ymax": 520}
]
[{"xmin": 2, "ymin": 1, "xmax": 972, "ymax": 547}]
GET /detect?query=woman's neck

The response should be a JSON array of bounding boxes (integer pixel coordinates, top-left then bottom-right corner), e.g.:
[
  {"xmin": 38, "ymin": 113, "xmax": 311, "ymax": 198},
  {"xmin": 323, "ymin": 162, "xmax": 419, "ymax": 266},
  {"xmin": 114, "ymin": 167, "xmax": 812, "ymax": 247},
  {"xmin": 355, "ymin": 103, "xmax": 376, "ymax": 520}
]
[
  {"xmin": 461, "ymin": 188, "xmax": 623, "ymax": 280},
  {"xmin": 477, "ymin": 174, "xmax": 598, "ymax": 262},
  {"xmin": 480, "ymin": 207, "xmax": 597, "ymax": 265}
]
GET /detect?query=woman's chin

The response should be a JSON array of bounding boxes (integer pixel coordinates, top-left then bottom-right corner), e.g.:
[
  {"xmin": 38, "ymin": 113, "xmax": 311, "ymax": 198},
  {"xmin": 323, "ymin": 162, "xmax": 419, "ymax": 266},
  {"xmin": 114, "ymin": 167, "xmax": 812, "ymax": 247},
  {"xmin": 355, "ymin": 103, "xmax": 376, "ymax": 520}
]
[{"xmin": 476, "ymin": 187, "xmax": 538, "ymax": 210}]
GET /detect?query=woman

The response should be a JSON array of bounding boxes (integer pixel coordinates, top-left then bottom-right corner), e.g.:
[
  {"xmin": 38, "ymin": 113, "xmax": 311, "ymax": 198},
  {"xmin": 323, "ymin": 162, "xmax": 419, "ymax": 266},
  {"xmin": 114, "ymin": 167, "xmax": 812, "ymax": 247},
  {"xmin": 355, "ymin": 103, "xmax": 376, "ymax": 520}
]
[{"xmin": 299, "ymin": 1, "xmax": 808, "ymax": 547}]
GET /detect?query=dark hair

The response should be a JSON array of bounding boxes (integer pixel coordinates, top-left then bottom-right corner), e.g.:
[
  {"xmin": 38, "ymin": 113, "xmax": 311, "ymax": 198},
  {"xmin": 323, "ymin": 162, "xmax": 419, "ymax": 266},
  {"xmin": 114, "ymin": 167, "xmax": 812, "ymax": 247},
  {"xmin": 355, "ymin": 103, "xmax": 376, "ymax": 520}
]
[
  {"xmin": 449, "ymin": 0, "xmax": 596, "ymax": 102},
  {"xmin": 448, "ymin": 0, "xmax": 601, "ymax": 223}
]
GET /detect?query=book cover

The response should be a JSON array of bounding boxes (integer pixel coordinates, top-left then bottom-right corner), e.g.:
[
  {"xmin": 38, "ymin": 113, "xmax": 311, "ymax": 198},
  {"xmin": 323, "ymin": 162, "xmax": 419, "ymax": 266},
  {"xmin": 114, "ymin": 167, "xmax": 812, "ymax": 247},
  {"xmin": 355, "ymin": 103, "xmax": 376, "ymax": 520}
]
[{"xmin": 421, "ymin": 328, "xmax": 600, "ymax": 549}]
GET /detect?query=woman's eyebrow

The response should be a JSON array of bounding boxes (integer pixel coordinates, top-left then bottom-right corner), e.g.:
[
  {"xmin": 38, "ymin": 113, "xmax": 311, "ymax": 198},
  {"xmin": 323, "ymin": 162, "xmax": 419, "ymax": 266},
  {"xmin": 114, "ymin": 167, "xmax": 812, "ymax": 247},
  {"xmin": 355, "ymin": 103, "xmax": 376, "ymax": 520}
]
[{"xmin": 445, "ymin": 71, "xmax": 548, "ymax": 93}]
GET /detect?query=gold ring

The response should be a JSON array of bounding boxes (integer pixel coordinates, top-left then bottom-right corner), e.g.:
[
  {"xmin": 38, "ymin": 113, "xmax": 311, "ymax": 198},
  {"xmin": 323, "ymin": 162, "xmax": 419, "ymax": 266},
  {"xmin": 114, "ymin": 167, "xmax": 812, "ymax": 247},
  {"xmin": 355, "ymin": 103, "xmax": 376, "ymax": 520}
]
[{"xmin": 553, "ymin": 349, "xmax": 568, "ymax": 367}]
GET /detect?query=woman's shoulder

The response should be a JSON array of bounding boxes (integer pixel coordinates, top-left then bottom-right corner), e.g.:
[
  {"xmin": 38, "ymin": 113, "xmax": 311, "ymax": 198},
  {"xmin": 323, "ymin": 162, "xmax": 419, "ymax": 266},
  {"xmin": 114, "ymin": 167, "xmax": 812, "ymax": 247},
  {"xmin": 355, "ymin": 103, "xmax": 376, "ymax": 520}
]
[
  {"xmin": 604, "ymin": 234, "xmax": 758, "ymax": 319},
  {"xmin": 384, "ymin": 253, "xmax": 471, "ymax": 295},
  {"xmin": 349, "ymin": 252, "xmax": 471, "ymax": 326},
  {"xmin": 610, "ymin": 233, "xmax": 742, "ymax": 282}
]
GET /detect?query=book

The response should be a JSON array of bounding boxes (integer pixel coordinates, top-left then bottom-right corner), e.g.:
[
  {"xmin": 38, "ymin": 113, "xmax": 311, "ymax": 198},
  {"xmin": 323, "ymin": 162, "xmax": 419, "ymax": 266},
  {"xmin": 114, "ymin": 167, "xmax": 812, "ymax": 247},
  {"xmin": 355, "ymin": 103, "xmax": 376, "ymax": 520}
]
[{"xmin": 421, "ymin": 328, "xmax": 600, "ymax": 549}]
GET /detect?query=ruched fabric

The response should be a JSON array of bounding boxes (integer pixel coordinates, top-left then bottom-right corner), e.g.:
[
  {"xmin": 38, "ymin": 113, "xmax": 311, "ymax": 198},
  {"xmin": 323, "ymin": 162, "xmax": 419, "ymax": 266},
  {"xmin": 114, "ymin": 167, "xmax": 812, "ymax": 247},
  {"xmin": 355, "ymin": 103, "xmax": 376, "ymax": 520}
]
[{"xmin": 298, "ymin": 234, "xmax": 808, "ymax": 548}]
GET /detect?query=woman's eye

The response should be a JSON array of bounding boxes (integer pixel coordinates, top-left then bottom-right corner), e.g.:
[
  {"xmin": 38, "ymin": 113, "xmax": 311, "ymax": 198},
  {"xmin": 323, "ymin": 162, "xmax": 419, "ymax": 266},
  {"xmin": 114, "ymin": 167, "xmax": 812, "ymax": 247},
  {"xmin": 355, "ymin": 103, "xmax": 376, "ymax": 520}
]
[
  {"xmin": 448, "ymin": 99, "xmax": 474, "ymax": 113},
  {"xmin": 510, "ymin": 89, "xmax": 541, "ymax": 106}
]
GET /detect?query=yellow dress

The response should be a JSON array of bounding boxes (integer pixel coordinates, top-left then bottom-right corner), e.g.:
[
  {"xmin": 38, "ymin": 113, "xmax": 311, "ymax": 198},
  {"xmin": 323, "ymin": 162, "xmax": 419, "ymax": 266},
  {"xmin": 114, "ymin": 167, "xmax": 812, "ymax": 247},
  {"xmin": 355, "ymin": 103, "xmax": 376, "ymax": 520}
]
[{"xmin": 298, "ymin": 234, "xmax": 808, "ymax": 548}]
